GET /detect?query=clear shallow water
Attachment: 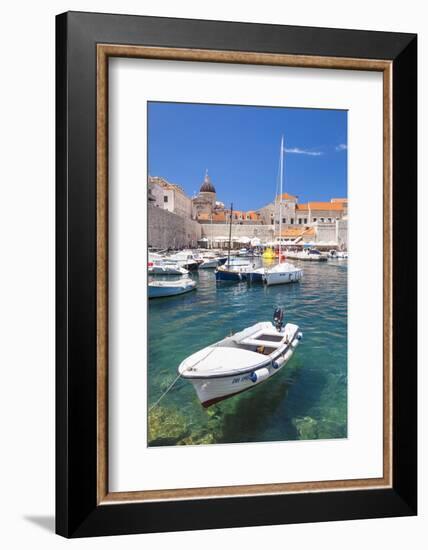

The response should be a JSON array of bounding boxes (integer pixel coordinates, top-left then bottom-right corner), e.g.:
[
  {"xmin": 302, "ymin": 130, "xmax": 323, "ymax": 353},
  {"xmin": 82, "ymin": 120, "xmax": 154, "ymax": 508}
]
[{"xmin": 148, "ymin": 258, "xmax": 347, "ymax": 446}]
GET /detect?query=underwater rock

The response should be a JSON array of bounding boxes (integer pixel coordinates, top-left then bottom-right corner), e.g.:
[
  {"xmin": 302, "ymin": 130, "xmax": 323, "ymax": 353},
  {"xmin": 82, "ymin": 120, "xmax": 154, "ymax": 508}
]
[
  {"xmin": 178, "ymin": 432, "xmax": 216, "ymax": 446},
  {"xmin": 293, "ymin": 416, "xmax": 319, "ymax": 440},
  {"xmin": 148, "ymin": 406, "xmax": 190, "ymax": 446},
  {"xmin": 317, "ymin": 419, "xmax": 347, "ymax": 439}
]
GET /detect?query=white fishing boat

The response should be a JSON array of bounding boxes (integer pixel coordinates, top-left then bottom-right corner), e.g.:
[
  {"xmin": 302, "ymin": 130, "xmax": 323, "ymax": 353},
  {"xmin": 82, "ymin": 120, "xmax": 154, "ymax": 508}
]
[
  {"xmin": 286, "ymin": 249, "xmax": 328, "ymax": 262},
  {"xmin": 148, "ymin": 278, "xmax": 196, "ymax": 298},
  {"xmin": 328, "ymin": 249, "xmax": 348, "ymax": 260},
  {"xmin": 238, "ymin": 247, "xmax": 250, "ymax": 256},
  {"xmin": 178, "ymin": 308, "xmax": 302, "ymax": 407},
  {"xmin": 167, "ymin": 251, "xmax": 200, "ymax": 271},
  {"xmin": 199, "ymin": 254, "xmax": 220, "ymax": 269},
  {"xmin": 264, "ymin": 262, "xmax": 303, "ymax": 285},
  {"xmin": 148, "ymin": 258, "xmax": 189, "ymax": 275}
]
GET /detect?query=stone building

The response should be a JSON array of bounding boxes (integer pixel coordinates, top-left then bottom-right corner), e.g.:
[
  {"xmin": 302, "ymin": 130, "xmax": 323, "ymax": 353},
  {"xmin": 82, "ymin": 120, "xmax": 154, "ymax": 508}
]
[
  {"xmin": 149, "ymin": 171, "xmax": 348, "ymax": 249},
  {"xmin": 148, "ymin": 176, "xmax": 192, "ymax": 219}
]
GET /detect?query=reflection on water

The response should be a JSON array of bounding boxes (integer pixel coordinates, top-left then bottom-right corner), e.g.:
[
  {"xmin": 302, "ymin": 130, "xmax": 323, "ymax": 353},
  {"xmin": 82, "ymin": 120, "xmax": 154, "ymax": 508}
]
[{"xmin": 148, "ymin": 257, "xmax": 347, "ymax": 446}]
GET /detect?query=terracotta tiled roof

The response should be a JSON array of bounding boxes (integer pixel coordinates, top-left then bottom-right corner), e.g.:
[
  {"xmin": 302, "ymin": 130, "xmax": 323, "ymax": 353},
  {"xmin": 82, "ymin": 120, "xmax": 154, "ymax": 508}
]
[
  {"xmin": 276, "ymin": 192, "xmax": 297, "ymax": 201},
  {"xmin": 212, "ymin": 212, "xmax": 227, "ymax": 222},
  {"xmin": 197, "ymin": 213, "xmax": 211, "ymax": 221},
  {"xmin": 331, "ymin": 198, "xmax": 348, "ymax": 204},
  {"xmin": 279, "ymin": 226, "xmax": 315, "ymax": 238},
  {"xmin": 296, "ymin": 203, "xmax": 309, "ymax": 210},
  {"xmin": 246, "ymin": 211, "xmax": 261, "ymax": 220},
  {"xmin": 307, "ymin": 201, "xmax": 344, "ymax": 211}
]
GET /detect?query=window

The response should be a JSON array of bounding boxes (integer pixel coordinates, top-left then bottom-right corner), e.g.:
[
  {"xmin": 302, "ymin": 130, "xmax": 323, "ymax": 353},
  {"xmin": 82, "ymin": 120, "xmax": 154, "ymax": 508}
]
[
  {"xmin": 313, "ymin": 217, "xmax": 317, "ymax": 222},
  {"xmin": 163, "ymin": 195, "xmax": 168, "ymax": 202},
  {"xmin": 328, "ymin": 217, "xmax": 332, "ymax": 223},
  {"xmin": 290, "ymin": 218, "xmax": 294, "ymax": 224},
  {"xmin": 304, "ymin": 218, "xmax": 307, "ymax": 224},
  {"xmin": 282, "ymin": 217, "xmax": 286, "ymax": 224},
  {"xmin": 320, "ymin": 217, "xmax": 325, "ymax": 222},
  {"xmin": 298, "ymin": 218, "xmax": 302, "ymax": 224}
]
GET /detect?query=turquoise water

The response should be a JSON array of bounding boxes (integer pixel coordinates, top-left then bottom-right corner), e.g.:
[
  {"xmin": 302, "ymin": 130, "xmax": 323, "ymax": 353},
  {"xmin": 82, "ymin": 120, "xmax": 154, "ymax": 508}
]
[{"xmin": 148, "ymin": 258, "xmax": 347, "ymax": 446}]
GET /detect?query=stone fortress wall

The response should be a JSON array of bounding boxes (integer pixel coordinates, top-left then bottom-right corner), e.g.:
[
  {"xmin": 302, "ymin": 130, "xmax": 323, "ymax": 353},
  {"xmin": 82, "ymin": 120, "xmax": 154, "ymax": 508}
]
[{"xmin": 148, "ymin": 205, "xmax": 202, "ymax": 249}]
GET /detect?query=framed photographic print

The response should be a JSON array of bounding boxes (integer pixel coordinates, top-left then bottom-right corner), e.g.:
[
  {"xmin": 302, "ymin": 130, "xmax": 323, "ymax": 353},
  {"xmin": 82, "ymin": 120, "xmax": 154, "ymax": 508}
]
[{"xmin": 56, "ymin": 11, "xmax": 417, "ymax": 538}]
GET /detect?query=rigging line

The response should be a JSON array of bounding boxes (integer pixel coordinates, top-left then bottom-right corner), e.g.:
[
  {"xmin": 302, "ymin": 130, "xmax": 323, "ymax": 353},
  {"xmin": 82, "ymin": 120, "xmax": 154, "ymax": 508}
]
[{"xmin": 148, "ymin": 372, "xmax": 183, "ymax": 412}]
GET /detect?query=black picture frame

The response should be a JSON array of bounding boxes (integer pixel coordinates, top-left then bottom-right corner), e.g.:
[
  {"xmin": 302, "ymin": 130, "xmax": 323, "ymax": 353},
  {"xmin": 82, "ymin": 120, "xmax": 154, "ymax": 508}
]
[{"xmin": 56, "ymin": 11, "xmax": 417, "ymax": 538}]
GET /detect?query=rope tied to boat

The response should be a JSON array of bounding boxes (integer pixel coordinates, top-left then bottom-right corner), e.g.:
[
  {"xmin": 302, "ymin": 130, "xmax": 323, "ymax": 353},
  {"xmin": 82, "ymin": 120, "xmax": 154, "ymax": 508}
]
[{"xmin": 148, "ymin": 372, "xmax": 183, "ymax": 412}]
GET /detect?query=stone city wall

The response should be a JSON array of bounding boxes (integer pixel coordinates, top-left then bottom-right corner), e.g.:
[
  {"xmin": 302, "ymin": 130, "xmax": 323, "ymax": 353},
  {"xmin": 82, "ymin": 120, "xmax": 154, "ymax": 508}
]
[
  {"xmin": 148, "ymin": 205, "xmax": 202, "ymax": 249},
  {"xmin": 200, "ymin": 223, "xmax": 275, "ymax": 242}
]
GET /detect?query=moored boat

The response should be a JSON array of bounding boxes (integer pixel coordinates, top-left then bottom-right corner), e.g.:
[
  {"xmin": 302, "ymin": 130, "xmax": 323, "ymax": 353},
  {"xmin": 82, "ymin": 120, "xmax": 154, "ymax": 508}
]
[
  {"xmin": 148, "ymin": 259, "xmax": 189, "ymax": 275},
  {"xmin": 286, "ymin": 248, "xmax": 328, "ymax": 261},
  {"xmin": 328, "ymin": 249, "xmax": 348, "ymax": 260},
  {"xmin": 247, "ymin": 136, "xmax": 303, "ymax": 285},
  {"xmin": 167, "ymin": 251, "xmax": 200, "ymax": 271},
  {"xmin": 178, "ymin": 308, "xmax": 302, "ymax": 407},
  {"xmin": 148, "ymin": 278, "xmax": 196, "ymax": 298},
  {"xmin": 264, "ymin": 261, "xmax": 303, "ymax": 285}
]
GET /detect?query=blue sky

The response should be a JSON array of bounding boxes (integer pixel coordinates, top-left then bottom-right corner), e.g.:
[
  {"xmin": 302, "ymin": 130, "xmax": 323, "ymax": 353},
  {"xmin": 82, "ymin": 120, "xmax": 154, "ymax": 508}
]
[{"xmin": 148, "ymin": 102, "xmax": 347, "ymax": 211}]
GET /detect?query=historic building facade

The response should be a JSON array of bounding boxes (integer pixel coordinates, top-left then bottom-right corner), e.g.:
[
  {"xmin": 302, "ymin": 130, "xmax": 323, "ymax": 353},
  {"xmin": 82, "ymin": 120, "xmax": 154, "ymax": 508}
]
[{"xmin": 148, "ymin": 171, "xmax": 348, "ymax": 248}]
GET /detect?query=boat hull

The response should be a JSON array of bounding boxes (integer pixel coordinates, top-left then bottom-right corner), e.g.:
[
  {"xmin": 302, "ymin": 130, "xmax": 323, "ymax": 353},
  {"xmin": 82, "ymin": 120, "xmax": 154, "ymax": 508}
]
[
  {"xmin": 265, "ymin": 269, "xmax": 303, "ymax": 286},
  {"xmin": 148, "ymin": 282, "xmax": 196, "ymax": 298},
  {"xmin": 215, "ymin": 269, "xmax": 247, "ymax": 282},
  {"xmin": 187, "ymin": 335, "xmax": 301, "ymax": 407}
]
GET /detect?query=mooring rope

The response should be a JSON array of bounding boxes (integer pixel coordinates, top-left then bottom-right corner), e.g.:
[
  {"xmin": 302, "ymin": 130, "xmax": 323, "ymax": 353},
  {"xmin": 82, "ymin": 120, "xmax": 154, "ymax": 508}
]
[
  {"xmin": 148, "ymin": 372, "xmax": 183, "ymax": 412},
  {"xmin": 148, "ymin": 344, "xmax": 220, "ymax": 412}
]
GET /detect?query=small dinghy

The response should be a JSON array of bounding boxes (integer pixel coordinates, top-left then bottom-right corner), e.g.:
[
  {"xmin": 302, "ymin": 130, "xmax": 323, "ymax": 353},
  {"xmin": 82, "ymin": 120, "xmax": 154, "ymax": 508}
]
[
  {"xmin": 178, "ymin": 308, "xmax": 302, "ymax": 407},
  {"xmin": 148, "ymin": 278, "xmax": 196, "ymax": 299}
]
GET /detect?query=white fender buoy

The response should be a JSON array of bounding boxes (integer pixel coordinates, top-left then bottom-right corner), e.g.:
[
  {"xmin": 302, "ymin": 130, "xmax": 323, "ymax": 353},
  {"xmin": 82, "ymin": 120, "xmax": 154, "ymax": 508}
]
[{"xmin": 250, "ymin": 367, "xmax": 270, "ymax": 383}]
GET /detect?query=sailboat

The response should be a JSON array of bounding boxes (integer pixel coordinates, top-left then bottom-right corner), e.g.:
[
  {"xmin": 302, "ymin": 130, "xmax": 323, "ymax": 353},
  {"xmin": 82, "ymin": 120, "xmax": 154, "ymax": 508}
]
[
  {"xmin": 215, "ymin": 204, "xmax": 252, "ymax": 282},
  {"xmin": 248, "ymin": 136, "xmax": 303, "ymax": 286}
]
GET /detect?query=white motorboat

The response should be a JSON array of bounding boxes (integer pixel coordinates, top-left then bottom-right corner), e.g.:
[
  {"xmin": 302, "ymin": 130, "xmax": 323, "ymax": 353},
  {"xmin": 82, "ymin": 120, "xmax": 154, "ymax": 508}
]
[
  {"xmin": 286, "ymin": 249, "xmax": 328, "ymax": 262},
  {"xmin": 199, "ymin": 255, "xmax": 219, "ymax": 269},
  {"xmin": 148, "ymin": 278, "xmax": 196, "ymax": 298},
  {"xmin": 238, "ymin": 248, "xmax": 250, "ymax": 256},
  {"xmin": 167, "ymin": 251, "xmax": 200, "ymax": 271},
  {"xmin": 328, "ymin": 249, "xmax": 348, "ymax": 260},
  {"xmin": 148, "ymin": 258, "xmax": 189, "ymax": 275},
  {"xmin": 178, "ymin": 308, "xmax": 302, "ymax": 407},
  {"xmin": 263, "ymin": 262, "xmax": 303, "ymax": 285}
]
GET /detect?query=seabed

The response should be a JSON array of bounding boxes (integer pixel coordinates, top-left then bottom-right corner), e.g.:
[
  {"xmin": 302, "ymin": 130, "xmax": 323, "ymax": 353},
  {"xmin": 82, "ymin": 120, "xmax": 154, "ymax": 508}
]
[{"xmin": 148, "ymin": 255, "xmax": 348, "ymax": 447}]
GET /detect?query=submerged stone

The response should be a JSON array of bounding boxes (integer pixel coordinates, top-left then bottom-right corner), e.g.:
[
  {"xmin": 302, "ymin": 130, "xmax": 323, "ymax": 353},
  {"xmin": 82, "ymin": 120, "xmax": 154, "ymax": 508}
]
[
  {"xmin": 293, "ymin": 416, "xmax": 318, "ymax": 440},
  {"xmin": 148, "ymin": 406, "xmax": 190, "ymax": 446}
]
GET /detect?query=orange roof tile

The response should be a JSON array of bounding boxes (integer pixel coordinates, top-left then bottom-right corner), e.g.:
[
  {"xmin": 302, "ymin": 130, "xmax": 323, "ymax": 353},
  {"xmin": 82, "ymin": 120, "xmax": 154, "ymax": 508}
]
[
  {"xmin": 331, "ymin": 198, "xmax": 348, "ymax": 203},
  {"xmin": 308, "ymin": 201, "xmax": 344, "ymax": 211},
  {"xmin": 279, "ymin": 226, "xmax": 315, "ymax": 238},
  {"xmin": 276, "ymin": 192, "xmax": 297, "ymax": 201},
  {"xmin": 212, "ymin": 212, "xmax": 227, "ymax": 222},
  {"xmin": 197, "ymin": 213, "xmax": 210, "ymax": 221},
  {"xmin": 296, "ymin": 203, "xmax": 309, "ymax": 210}
]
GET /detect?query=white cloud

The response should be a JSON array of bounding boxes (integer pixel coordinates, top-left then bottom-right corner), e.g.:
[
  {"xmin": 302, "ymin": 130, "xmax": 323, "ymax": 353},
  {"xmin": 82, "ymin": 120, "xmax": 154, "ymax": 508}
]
[
  {"xmin": 335, "ymin": 143, "xmax": 347, "ymax": 151},
  {"xmin": 284, "ymin": 147, "xmax": 323, "ymax": 156}
]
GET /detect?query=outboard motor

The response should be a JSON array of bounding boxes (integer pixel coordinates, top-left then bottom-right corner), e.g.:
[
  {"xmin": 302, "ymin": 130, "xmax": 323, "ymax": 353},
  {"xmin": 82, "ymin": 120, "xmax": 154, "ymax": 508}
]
[{"xmin": 273, "ymin": 307, "xmax": 284, "ymax": 332}]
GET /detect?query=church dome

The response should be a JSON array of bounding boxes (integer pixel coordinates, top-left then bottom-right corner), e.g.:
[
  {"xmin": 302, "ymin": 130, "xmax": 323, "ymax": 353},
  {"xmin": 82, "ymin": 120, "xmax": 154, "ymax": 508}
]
[{"xmin": 200, "ymin": 170, "xmax": 216, "ymax": 193}]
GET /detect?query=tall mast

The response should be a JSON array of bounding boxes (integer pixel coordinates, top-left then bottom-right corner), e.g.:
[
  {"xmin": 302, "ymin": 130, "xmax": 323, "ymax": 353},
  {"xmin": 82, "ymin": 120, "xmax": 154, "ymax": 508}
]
[
  {"xmin": 227, "ymin": 202, "xmax": 233, "ymax": 267},
  {"xmin": 279, "ymin": 136, "xmax": 284, "ymax": 260}
]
